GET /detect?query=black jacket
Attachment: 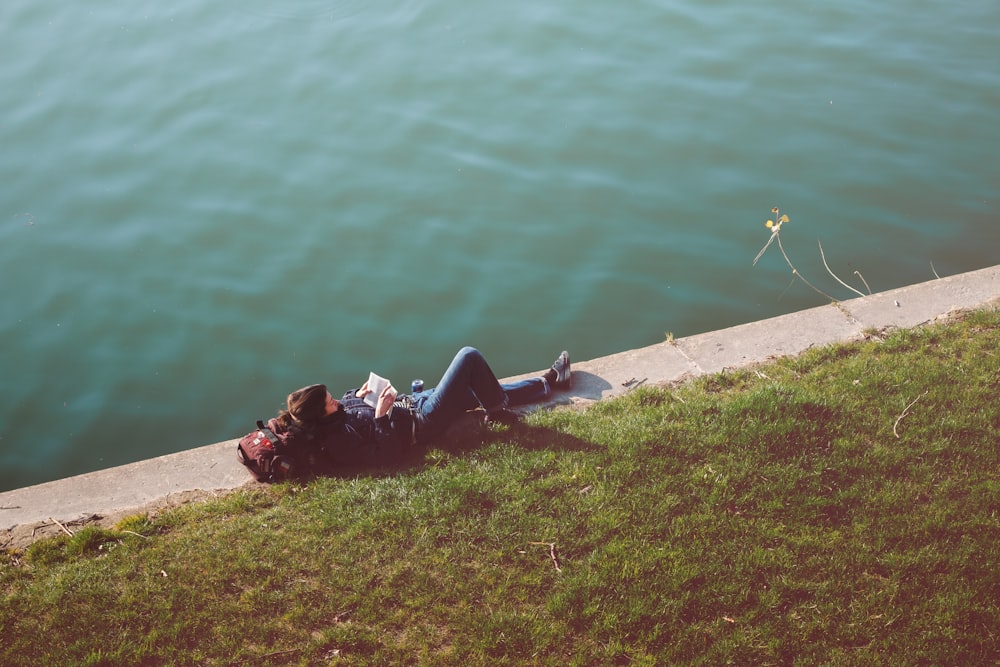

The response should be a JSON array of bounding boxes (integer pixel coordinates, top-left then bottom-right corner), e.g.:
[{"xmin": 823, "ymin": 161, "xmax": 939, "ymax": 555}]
[{"xmin": 266, "ymin": 388, "xmax": 415, "ymax": 471}]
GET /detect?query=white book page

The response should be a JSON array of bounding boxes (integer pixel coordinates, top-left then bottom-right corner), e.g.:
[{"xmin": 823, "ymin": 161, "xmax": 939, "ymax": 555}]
[{"xmin": 363, "ymin": 372, "xmax": 396, "ymax": 408}]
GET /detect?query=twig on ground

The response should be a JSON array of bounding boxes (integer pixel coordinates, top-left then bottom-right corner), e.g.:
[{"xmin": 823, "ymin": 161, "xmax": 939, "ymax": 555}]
[
  {"xmin": 931, "ymin": 261, "xmax": 941, "ymax": 279},
  {"xmin": 50, "ymin": 517, "xmax": 74, "ymax": 537},
  {"xmin": 893, "ymin": 391, "xmax": 929, "ymax": 438},
  {"xmin": 529, "ymin": 541, "xmax": 562, "ymax": 572},
  {"xmin": 120, "ymin": 530, "xmax": 150, "ymax": 540},
  {"xmin": 549, "ymin": 543, "xmax": 562, "ymax": 572}
]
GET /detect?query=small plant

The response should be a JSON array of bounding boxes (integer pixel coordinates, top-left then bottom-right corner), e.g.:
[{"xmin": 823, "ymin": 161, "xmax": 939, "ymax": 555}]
[
  {"xmin": 752, "ymin": 206, "xmax": 790, "ymax": 267},
  {"xmin": 754, "ymin": 206, "xmax": 871, "ymax": 300},
  {"xmin": 115, "ymin": 514, "xmax": 156, "ymax": 537}
]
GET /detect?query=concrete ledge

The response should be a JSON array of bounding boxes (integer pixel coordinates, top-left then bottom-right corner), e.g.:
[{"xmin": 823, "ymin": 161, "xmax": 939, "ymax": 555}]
[
  {"xmin": 3, "ymin": 264, "xmax": 998, "ymax": 540},
  {"xmin": 674, "ymin": 302, "xmax": 860, "ymax": 376},
  {"xmin": 0, "ymin": 441, "xmax": 249, "ymax": 542}
]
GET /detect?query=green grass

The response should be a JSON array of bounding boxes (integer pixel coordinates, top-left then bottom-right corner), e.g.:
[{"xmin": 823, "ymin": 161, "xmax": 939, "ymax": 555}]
[{"xmin": 3, "ymin": 309, "xmax": 999, "ymax": 666}]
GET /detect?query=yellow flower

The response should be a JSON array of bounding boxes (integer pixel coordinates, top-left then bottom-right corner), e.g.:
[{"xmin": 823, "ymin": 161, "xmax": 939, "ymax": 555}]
[
  {"xmin": 779, "ymin": 214, "xmax": 790, "ymax": 224},
  {"xmin": 766, "ymin": 220, "xmax": 774, "ymax": 228}
]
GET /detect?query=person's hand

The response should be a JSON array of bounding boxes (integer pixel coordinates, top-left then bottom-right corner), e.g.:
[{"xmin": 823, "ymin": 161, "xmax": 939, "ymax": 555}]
[
  {"xmin": 355, "ymin": 382, "xmax": 371, "ymax": 399},
  {"xmin": 374, "ymin": 384, "xmax": 396, "ymax": 419}
]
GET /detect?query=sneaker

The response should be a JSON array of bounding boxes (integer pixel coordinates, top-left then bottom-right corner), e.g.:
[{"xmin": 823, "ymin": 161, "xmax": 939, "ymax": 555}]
[
  {"xmin": 550, "ymin": 350, "xmax": 571, "ymax": 390},
  {"xmin": 484, "ymin": 408, "xmax": 521, "ymax": 427}
]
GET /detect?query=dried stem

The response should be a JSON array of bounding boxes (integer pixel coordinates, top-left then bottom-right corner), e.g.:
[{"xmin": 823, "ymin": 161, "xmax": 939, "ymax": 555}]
[
  {"xmin": 893, "ymin": 391, "xmax": 929, "ymax": 438},
  {"xmin": 120, "ymin": 530, "xmax": 150, "ymax": 540},
  {"xmin": 853, "ymin": 270, "xmax": 872, "ymax": 294},
  {"xmin": 50, "ymin": 517, "xmax": 74, "ymax": 537},
  {"xmin": 776, "ymin": 234, "xmax": 836, "ymax": 301},
  {"xmin": 753, "ymin": 230, "xmax": 778, "ymax": 267},
  {"xmin": 529, "ymin": 541, "xmax": 563, "ymax": 572},
  {"xmin": 818, "ymin": 241, "xmax": 866, "ymax": 297}
]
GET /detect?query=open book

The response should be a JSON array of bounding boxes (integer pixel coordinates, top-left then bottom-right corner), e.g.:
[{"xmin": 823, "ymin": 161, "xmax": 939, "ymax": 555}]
[{"xmin": 363, "ymin": 372, "xmax": 397, "ymax": 409}]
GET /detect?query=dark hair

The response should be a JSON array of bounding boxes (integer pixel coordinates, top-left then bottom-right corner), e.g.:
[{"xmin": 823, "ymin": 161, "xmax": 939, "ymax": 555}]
[{"xmin": 278, "ymin": 383, "xmax": 328, "ymax": 427}]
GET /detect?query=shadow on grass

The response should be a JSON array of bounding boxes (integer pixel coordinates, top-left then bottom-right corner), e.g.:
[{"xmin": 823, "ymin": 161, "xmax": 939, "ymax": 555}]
[
  {"xmin": 310, "ymin": 408, "xmax": 603, "ymax": 483},
  {"xmin": 437, "ymin": 413, "xmax": 603, "ymax": 456}
]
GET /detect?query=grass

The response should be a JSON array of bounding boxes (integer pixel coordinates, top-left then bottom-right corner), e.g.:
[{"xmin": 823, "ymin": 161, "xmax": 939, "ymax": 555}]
[{"xmin": 2, "ymin": 308, "xmax": 999, "ymax": 666}]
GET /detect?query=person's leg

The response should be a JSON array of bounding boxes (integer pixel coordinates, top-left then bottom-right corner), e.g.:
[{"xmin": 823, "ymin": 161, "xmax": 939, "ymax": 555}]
[
  {"xmin": 417, "ymin": 347, "xmax": 508, "ymax": 433},
  {"xmin": 415, "ymin": 347, "xmax": 572, "ymax": 435},
  {"xmin": 501, "ymin": 377, "xmax": 550, "ymax": 406},
  {"xmin": 504, "ymin": 350, "xmax": 571, "ymax": 405}
]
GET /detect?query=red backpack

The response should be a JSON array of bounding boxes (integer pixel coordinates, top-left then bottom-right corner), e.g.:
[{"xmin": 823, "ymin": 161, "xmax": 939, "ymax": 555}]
[{"xmin": 236, "ymin": 420, "xmax": 297, "ymax": 482}]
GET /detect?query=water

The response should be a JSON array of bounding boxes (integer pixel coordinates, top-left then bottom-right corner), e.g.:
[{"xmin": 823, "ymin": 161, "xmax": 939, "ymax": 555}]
[{"xmin": 2, "ymin": 0, "xmax": 997, "ymax": 491}]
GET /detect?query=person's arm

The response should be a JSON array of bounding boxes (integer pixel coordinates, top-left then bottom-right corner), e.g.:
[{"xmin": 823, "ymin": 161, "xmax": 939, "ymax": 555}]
[{"xmin": 355, "ymin": 383, "xmax": 396, "ymax": 419}]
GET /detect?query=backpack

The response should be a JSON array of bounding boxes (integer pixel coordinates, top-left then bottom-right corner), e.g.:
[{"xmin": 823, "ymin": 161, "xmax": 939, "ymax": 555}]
[{"xmin": 236, "ymin": 420, "xmax": 298, "ymax": 482}]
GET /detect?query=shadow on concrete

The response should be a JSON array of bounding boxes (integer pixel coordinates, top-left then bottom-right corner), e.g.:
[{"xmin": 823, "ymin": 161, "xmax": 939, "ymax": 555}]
[{"xmin": 558, "ymin": 371, "xmax": 614, "ymax": 403}]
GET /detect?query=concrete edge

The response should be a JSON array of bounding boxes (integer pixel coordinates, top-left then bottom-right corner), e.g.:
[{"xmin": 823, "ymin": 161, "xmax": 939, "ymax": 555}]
[{"xmin": 2, "ymin": 264, "xmax": 998, "ymax": 538}]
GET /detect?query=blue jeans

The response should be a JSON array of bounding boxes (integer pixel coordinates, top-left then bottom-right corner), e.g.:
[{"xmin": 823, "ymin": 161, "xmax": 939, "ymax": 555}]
[{"xmin": 413, "ymin": 347, "xmax": 550, "ymax": 437}]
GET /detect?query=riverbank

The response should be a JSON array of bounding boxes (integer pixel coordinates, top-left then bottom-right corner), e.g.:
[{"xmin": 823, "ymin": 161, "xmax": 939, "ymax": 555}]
[
  {"xmin": 2, "ymin": 264, "xmax": 998, "ymax": 546},
  {"xmin": 4, "ymin": 298, "xmax": 999, "ymax": 665}
]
